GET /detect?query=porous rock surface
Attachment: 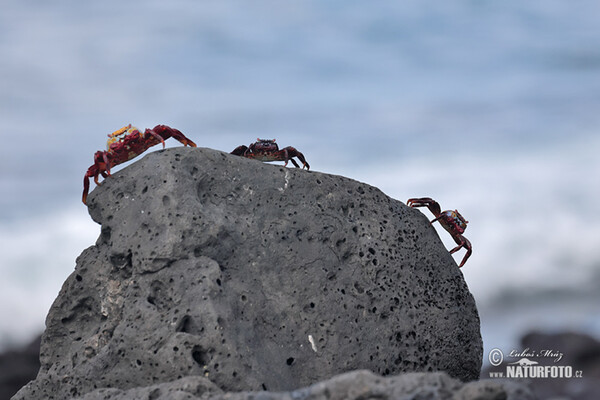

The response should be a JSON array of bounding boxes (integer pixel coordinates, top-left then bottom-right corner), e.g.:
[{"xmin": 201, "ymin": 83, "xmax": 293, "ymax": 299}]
[{"xmin": 14, "ymin": 147, "xmax": 483, "ymax": 400}]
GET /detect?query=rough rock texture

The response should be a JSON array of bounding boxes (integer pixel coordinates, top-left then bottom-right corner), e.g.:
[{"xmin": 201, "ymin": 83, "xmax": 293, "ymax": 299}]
[
  {"xmin": 14, "ymin": 147, "xmax": 482, "ymax": 400},
  {"xmin": 72, "ymin": 370, "xmax": 534, "ymax": 400},
  {"xmin": 0, "ymin": 335, "xmax": 40, "ymax": 400}
]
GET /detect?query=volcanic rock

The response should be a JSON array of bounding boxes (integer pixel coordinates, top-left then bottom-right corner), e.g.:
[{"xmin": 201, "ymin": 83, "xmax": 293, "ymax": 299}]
[{"xmin": 13, "ymin": 147, "xmax": 482, "ymax": 400}]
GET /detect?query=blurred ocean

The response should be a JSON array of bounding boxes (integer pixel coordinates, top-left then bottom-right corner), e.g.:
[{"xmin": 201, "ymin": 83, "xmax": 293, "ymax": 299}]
[{"xmin": 1, "ymin": 0, "xmax": 599, "ymax": 364}]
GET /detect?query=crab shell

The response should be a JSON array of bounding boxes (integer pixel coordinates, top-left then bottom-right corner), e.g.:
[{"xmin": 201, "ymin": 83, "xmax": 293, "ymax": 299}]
[
  {"xmin": 107, "ymin": 124, "xmax": 134, "ymax": 149},
  {"xmin": 441, "ymin": 210, "xmax": 468, "ymax": 235}
]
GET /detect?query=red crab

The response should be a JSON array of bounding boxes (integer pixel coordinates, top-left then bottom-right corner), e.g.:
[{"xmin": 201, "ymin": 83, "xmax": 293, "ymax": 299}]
[
  {"xmin": 231, "ymin": 138, "xmax": 310, "ymax": 170},
  {"xmin": 82, "ymin": 124, "xmax": 196, "ymax": 204},
  {"xmin": 407, "ymin": 197, "xmax": 472, "ymax": 268}
]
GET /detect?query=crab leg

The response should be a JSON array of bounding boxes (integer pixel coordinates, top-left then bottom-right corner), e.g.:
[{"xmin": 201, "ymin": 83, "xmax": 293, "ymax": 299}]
[
  {"xmin": 82, "ymin": 175, "xmax": 90, "ymax": 204},
  {"xmin": 102, "ymin": 152, "xmax": 111, "ymax": 175},
  {"xmin": 430, "ymin": 215, "xmax": 443, "ymax": 224},
  {"xmin": 145, "ymin": 128, "xmax": 167, "ymax": 149},
  {"xmin": 282, "ymin": 146, "xmax": 310, "ymax": 170},
  {"xmin": 282, "ymin": 148, "xmax": 290, "ymax": 167},
  {"xmin": 450, "ymin": 236, "xmax": 472, "ymax": 268},
  {"xmin": 406, "ymin": 197, "xmax": 442, "ymax": 218},
  {"xmin": 83, "ymin": 164, "xmax": 101, "ymax": 204},
  {"xmin": 150, "ymin": 125, "xmax": 197, "ymax": 148}
]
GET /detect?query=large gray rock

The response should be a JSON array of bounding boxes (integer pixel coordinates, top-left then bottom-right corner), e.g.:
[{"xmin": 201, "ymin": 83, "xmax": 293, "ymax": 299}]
[{"xmin": 14, "ymin": 147, "xmax": 482, "ymax": 400}]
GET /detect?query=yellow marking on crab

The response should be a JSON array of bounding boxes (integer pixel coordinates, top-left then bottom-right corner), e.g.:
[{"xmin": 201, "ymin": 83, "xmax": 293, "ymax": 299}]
[
  {"xmin": 106, "ymin": 124, "xmax": 141, "ymax": 149},
  {"xmin": 108, "ymin": 124, "xmax": 131, "ymax": 138}
]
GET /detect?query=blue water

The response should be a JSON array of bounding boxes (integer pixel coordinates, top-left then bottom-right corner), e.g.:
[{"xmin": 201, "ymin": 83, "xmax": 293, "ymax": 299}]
[{"xmin": 1, "ymin": 1, "xmax": 599, "ymax": 357}]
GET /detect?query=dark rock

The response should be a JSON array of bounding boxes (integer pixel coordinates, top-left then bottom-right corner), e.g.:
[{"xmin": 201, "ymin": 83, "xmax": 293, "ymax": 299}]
[
  {"xmin": 521, "ymin": 331, "xmax": 600, "ymax": 400},
  {"xmin": 0, "ymin": 335, "xmax": 40, "ymax": 400},
  {"xmin": 482, "ymin": 330, "xmax": 600, "ymax": 400},
  {"xmin": 13, "ymin": 147, "xmax": 482, "ymax": 400},
  {"xmin": 72, "ymin": 370, "xmax": 534, "ymax": 400}
]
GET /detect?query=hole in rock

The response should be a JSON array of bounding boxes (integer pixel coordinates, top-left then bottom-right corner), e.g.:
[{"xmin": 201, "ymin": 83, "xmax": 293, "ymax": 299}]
[
  {"xmin": 192, "ymin": 346, "xmax": 210, "ymax": 367},
  {"xmin": 176, "ymin": 315, "xmax": 192, "ymax": 333}
]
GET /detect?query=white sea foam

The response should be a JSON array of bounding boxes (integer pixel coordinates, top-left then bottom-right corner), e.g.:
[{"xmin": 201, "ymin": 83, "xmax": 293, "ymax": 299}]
[{"xmin": 0, "ymin": 208, "xmax": 99, "ymax": 350}]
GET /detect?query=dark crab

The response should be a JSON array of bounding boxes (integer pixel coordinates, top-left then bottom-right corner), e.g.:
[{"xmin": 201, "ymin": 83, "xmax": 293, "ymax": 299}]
[
  {"xmin": 231, "ymin": 138, "xmax": 310, "ymax": 170},
  {"xmin": 407, "ymin": 197, "xmax": 472, "ymax": 268}
]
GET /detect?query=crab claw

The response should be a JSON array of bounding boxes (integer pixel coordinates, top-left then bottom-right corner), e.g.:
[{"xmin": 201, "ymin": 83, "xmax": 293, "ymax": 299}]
[{"xmin": 231, "ymin": 145, "xmax": 249, "ymax": 156}]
